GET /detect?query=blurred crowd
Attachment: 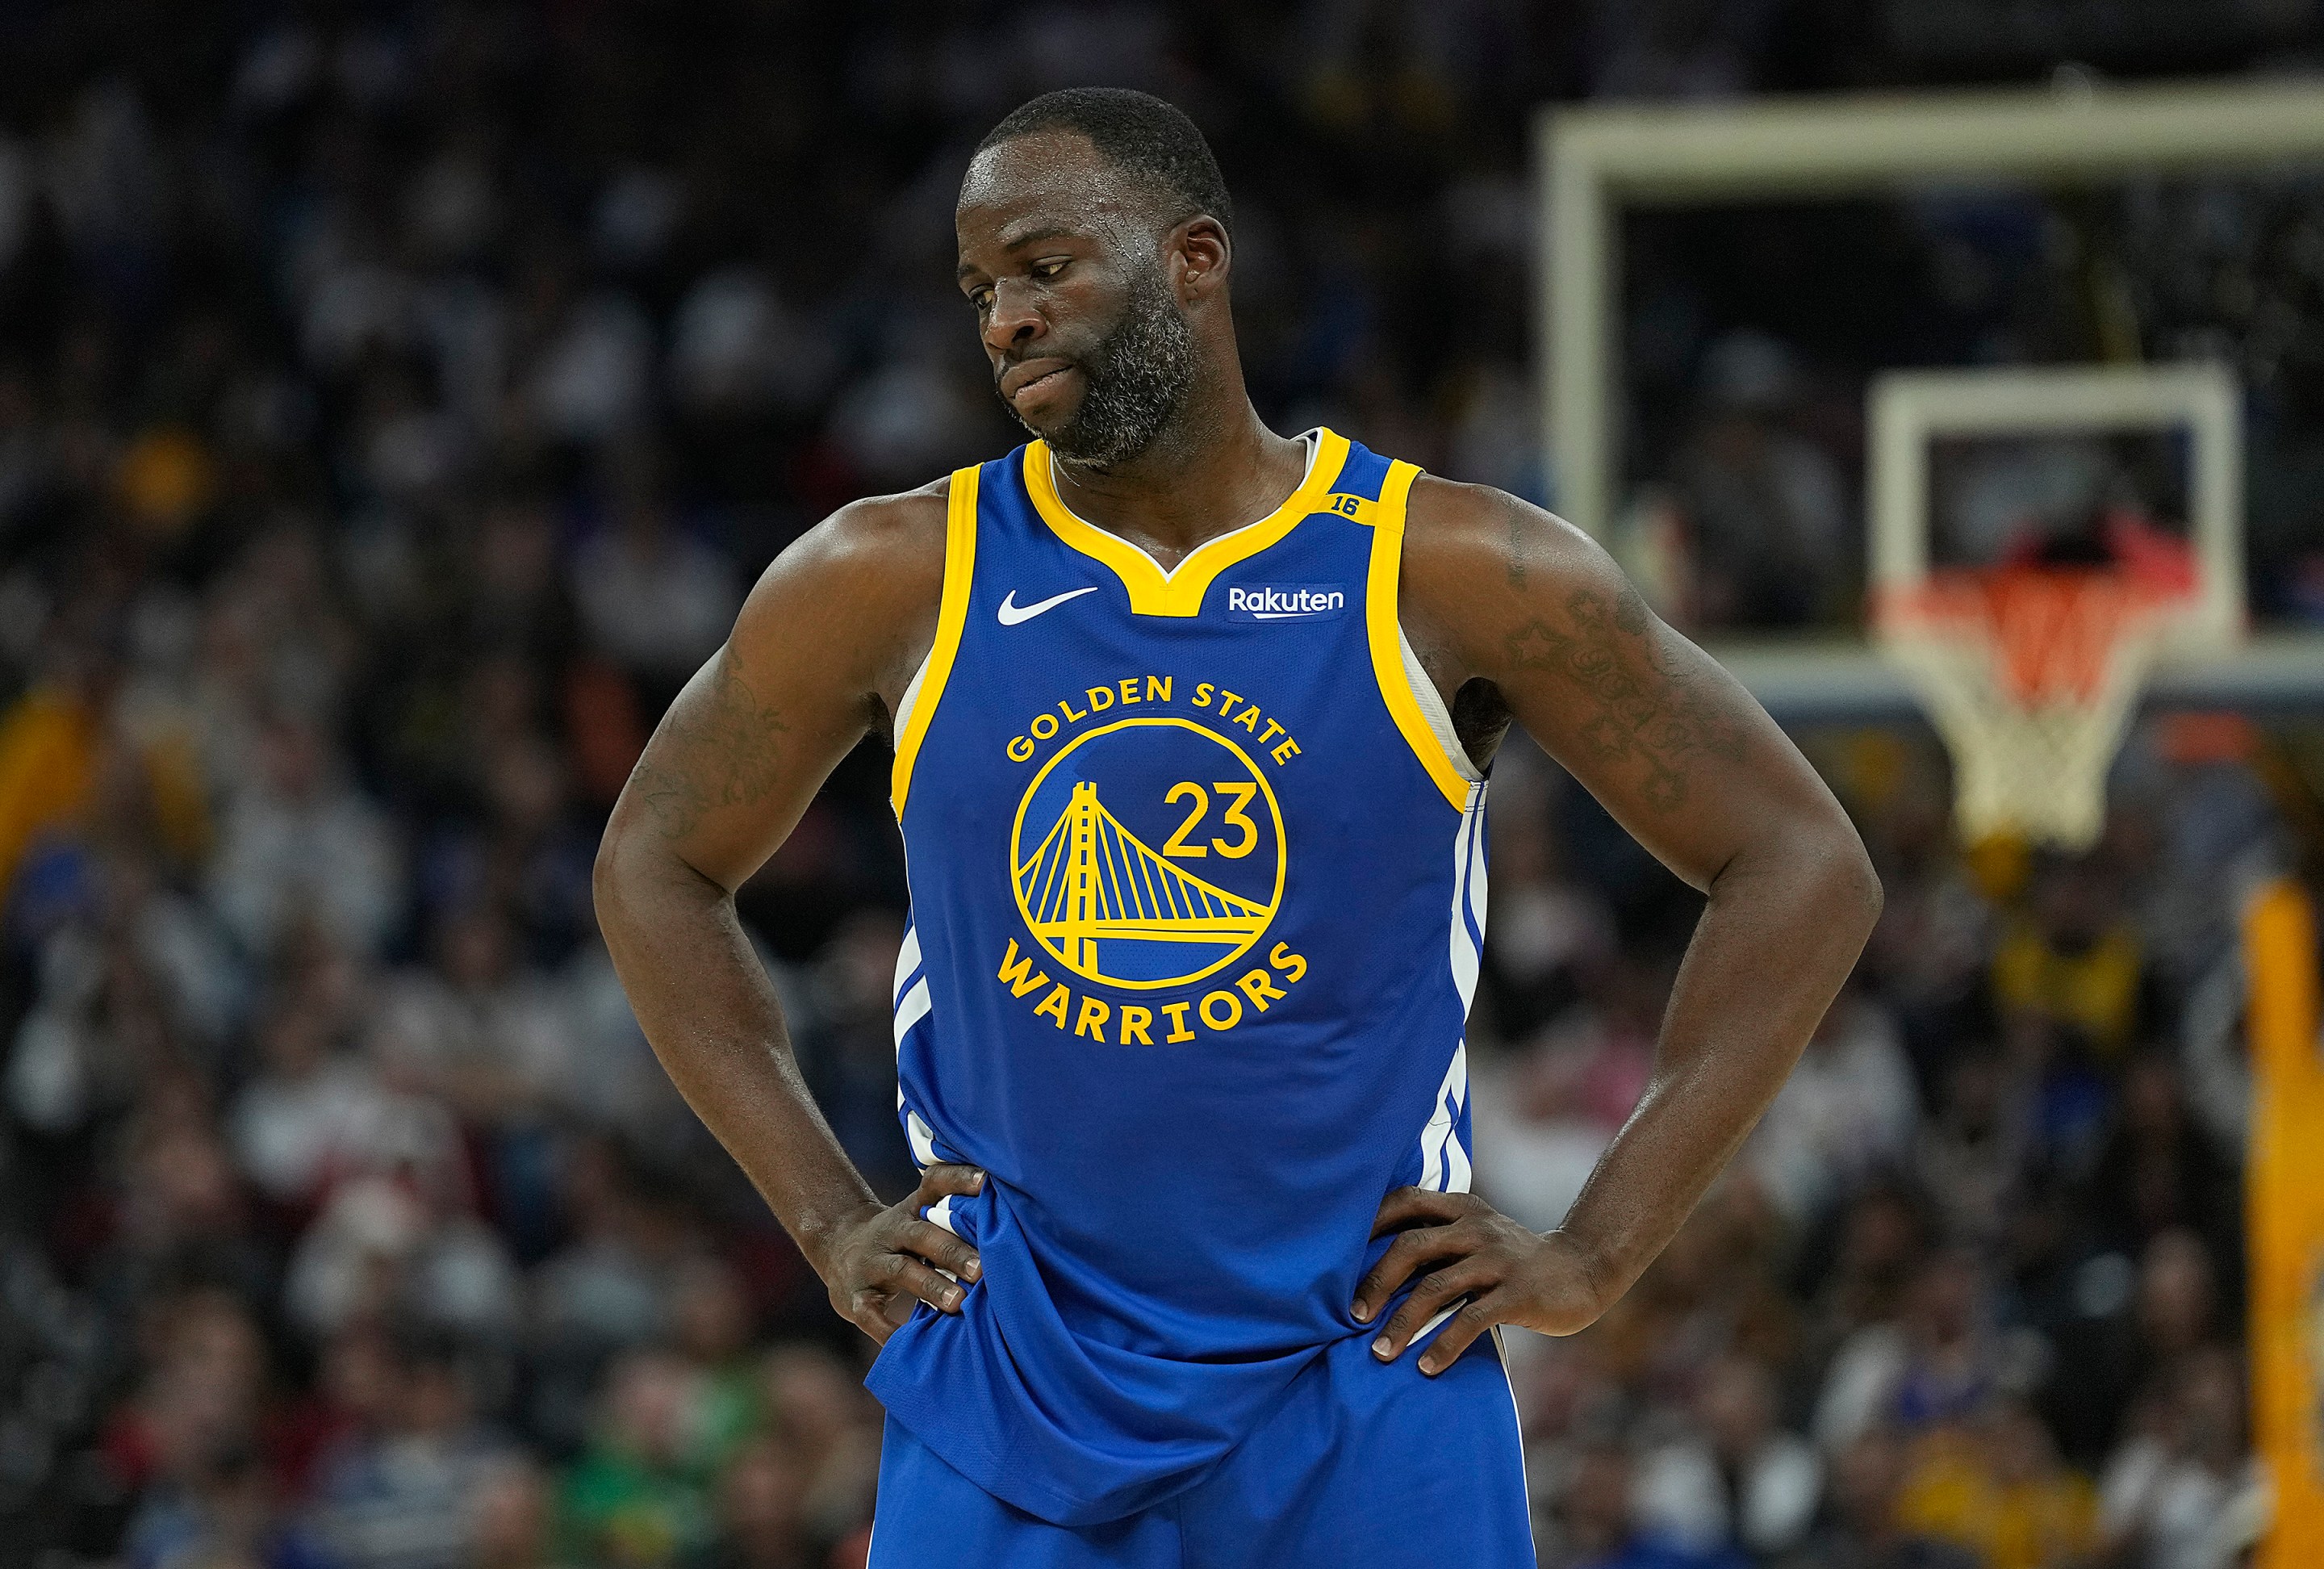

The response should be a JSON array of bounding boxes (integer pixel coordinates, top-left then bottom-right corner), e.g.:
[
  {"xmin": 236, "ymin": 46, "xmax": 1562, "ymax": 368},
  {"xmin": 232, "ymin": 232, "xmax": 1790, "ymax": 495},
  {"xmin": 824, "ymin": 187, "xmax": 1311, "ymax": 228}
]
[
  {"xmin": 1476, "ymin": 717, "xmax": 2316, "ymax": 1569},
  {"xmin": 2, "ymin": 4, "xmax": 2322, "ymax": 1569}
]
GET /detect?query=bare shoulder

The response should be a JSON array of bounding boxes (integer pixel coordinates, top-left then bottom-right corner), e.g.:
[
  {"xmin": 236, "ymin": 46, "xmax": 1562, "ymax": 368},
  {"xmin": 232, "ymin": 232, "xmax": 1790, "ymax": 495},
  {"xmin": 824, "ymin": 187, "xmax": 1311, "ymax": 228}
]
[
  {"xmin": 1401, "ymin": 473, "xmax": 1611, "ymax": 607},
  {"xmin": 748, "ymin": 474, "xmax": 952, "ymax": 610},
  {"xmin": 728, "ymin": 474, "xmax": 955, "ymax": 703},
  {"xmin": 1397, "ymin": 472, "xmax": 1642, "ymax": 672}
]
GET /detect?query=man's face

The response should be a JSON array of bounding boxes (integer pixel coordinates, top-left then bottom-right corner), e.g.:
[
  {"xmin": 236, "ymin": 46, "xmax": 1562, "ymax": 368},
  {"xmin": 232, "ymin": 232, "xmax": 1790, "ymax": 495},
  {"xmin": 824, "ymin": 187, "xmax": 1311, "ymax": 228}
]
[{"xmin": 955, "ymin": 132, "xmax": 1197, "ymax": 467}]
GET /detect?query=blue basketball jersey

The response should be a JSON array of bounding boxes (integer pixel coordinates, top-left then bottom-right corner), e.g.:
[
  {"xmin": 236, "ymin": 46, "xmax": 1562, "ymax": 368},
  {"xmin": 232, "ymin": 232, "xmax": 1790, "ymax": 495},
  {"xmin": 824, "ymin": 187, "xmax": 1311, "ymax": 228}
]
[{"xmin": 867, "ymin": 429, "xmax": 1489, "ymax": 1527}]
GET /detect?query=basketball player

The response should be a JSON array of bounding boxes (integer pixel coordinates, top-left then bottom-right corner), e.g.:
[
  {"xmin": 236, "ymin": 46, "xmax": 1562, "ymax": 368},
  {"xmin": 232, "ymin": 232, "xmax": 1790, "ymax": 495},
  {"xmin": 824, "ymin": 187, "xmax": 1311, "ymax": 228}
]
[{"xmin": 595, "ymin": 89, "xmax": 1880, "ymax": 1566}]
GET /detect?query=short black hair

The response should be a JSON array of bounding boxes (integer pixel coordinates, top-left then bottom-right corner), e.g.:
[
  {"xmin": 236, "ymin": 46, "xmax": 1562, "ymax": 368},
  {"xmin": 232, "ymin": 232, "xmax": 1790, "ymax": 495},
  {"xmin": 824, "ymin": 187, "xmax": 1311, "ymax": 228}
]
[{"xmin": 976, "ymin": 88, "xmax": 1232, "ymax": 234}]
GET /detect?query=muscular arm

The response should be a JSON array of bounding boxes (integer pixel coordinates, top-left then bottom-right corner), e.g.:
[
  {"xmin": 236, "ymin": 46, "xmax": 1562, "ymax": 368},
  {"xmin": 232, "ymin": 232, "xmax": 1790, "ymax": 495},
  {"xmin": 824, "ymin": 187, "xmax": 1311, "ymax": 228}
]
[
  {"xmin": 592, "ymin": 482, "xmax": 984, "ymax": 1343},
  {"xmin": 1356, "ymin": 478, "xmax": 1882, "ymax": 1372}
]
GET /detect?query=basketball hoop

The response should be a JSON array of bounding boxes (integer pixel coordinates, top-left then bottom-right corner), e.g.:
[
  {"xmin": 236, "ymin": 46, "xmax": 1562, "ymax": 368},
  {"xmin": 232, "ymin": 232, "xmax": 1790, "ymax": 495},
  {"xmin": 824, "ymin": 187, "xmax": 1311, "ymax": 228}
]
[{"xmin": 1875, "ymin": 563, "xmax": 2194, "ymax": 849}]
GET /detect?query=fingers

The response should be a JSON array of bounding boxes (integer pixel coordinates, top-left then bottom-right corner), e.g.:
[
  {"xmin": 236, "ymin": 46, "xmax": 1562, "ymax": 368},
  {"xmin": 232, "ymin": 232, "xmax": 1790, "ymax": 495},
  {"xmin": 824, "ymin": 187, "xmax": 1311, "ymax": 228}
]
[
  {"xmin": 833, "ymin": 1248, "xmax": 968, "ymax": 1348},
  {"xmin": 825, "ymin": 1168, "xmax": 992, "ymax": 1346},
  {"xmin": 898, "ymin": 1218, "xmax": 981, "ymax": 1282},
  {"xmin": 913, "ymin": 1163, "xmax": 987, "ymax": 1204},
  {"xmin": 1415, "ymin": 1291, "xmax": 1505, "ymax": 1376},
  {"xmin": 1369, "ymin": 1258, "xmax": 1490, "ymax": 1364},
  {"xmin": 884, "ymin": 1255, "xmax": 970, "ymax": 1316},
  {"xmin": 1369, "ymin": 1186, "xmax": 1479, "ymax": 1239},
  {"xmin": 1351, "ymin": 1217, "xmax": 1476, "ymax": 1323}
]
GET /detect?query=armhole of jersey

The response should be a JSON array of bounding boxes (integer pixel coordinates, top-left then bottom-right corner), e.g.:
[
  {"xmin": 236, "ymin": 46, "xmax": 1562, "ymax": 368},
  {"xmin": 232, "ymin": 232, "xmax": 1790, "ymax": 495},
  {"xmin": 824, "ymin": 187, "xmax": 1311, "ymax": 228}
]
[
  {"xmin": 1397, "ymin": 625, "xmax": 1482, "ymax": 788},
  {"xmin": 1365, "ymin": 460, "xmax": 1482, "ymax": 812},
  {"xmin": 890, "ymin": 465, "xmax": 980, "ymax": 821}
]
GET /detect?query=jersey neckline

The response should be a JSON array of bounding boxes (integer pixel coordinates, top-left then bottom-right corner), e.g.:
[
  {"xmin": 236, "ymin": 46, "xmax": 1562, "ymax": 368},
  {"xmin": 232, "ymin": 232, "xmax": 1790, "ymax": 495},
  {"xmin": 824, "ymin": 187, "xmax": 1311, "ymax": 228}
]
[{"xmin": 1021, "ymin": 428, "xmax": 1351, "ymax": 617}]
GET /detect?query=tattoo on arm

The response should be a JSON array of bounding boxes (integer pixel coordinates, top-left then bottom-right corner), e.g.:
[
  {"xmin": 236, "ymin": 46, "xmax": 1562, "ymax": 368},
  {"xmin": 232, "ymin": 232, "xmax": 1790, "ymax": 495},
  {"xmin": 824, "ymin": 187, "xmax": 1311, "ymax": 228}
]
[
  {"xmin": 627, "ymin": 655, "xmax": 791, "ymax": 840},
  {"xmin": 1501, "ymin": 583, "xmax": 1746, "ymax": 811}
]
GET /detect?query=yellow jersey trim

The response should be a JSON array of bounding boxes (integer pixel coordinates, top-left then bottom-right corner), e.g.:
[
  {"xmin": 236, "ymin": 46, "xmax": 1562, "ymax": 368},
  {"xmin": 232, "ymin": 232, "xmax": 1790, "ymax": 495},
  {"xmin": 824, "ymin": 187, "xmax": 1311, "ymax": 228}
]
[
  {"xmin": 1365, "ymin": 460, "xmax": 1472, "ymax": 813},
  {"xmin": 1022, "ymin": 429, "xmax": 1352, "ymax": 617},
  {"xmin": 892, "ymin": 465, "xmax": 980, "ymax": 819}
]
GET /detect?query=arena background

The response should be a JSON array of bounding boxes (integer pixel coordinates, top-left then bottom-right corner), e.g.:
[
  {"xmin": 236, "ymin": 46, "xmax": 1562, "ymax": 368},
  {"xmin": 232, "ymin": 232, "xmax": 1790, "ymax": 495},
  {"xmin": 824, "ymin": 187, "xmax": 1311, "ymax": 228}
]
[{"xmin": 2, "ymin": 4, "xmax": 2322, "ymax": 1567}]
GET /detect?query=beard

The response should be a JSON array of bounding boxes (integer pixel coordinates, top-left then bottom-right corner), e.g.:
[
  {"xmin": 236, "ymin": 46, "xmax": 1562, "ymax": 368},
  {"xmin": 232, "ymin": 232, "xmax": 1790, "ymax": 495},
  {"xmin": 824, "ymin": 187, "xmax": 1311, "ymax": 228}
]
[{"xmin": 1005, "ymin": 257, "xmax": 1196, "ymax": 468}]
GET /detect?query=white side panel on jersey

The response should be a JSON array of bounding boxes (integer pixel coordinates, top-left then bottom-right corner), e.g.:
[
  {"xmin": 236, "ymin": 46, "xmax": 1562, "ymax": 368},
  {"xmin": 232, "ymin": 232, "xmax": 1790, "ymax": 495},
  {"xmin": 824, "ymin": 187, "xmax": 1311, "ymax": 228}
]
[
  {"xmin": 1418, "ymin": 1041, "xmax": 1472, "ymax": 1194},
  {"xmin": 1446, "ymin": 784, "xmax": 1487, "ymax": 1014},
  {"xmin": 892, "ymin": 924, "xmax": 923, "ymax": 1005}
]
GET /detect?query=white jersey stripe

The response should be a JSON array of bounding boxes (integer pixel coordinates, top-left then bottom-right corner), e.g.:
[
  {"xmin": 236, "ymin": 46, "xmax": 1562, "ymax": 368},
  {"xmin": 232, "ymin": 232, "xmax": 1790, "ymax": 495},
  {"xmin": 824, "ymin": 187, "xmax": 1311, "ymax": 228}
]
[
  {"xmin": 906, "ymin": 1109, "xmax": 938, "ymax": 1167},
  {"xmin": 893, "ymin": 976, "xmax": 933, "ymax": 1050},
  {"xmin": 1465, "ymin": 792, "xmax": 1490, "ymax": 952},
  {"xmin": 1448, "ymin": 795, "xmax": 1482, "ymax": 1012},
  {"xmin": 1443, "ymin": 1042, "xmax": 1472, "ymax": 1192},
  {"xmin": 1417, "ymin": 1041, "xmax": 1469, "ymax": 1191},
  {"xmin": 892, "ymin": 925, "xmax": 923, "ymax": 1006}
]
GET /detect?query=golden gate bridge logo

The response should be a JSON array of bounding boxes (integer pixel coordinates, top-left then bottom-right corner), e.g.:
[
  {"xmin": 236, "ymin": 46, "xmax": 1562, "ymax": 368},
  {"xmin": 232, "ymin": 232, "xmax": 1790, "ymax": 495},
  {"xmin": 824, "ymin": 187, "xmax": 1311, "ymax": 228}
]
[{"xmin": 1010, "ymin": 718, "xmax": 1285, "ymax": 990}]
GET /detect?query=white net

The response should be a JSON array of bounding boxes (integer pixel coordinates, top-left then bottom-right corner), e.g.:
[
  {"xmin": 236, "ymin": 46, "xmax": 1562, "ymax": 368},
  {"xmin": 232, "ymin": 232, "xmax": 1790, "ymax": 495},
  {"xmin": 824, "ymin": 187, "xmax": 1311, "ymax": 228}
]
[{"xmin": 1878, "ymin": 568, "xmax": 2187, "ymax": 849}]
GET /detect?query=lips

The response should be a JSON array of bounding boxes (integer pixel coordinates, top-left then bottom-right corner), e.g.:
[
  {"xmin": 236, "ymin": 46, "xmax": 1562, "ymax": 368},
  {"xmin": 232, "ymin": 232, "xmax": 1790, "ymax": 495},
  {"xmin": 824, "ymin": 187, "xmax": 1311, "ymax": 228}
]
[{"xmin": 1001, "ymin": 358, "xmax": 1076, "ymax": 404}]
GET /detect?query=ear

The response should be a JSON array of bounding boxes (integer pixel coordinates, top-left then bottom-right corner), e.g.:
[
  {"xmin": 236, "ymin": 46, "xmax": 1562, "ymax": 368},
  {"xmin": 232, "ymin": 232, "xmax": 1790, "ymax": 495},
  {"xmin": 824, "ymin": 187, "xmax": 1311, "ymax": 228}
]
[{"xmin": 1171, "ymin": 215, "xmax": 1231, "ymax": 306}]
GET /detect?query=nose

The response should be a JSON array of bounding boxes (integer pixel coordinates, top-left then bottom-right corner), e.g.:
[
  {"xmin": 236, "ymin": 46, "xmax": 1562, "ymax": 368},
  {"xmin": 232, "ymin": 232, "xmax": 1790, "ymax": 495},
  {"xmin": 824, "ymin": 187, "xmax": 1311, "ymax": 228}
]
[{"xmin": 980, "ymin": 278, "xmax": 1044, "ymax": 357}]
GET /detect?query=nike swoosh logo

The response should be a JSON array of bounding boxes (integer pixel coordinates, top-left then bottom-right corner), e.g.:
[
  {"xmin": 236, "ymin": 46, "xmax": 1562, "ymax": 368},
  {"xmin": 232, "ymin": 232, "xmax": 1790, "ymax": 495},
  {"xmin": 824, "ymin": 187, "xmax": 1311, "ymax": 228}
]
[{"xmin": 997, "ymin": 586, "xmax": 1099, "ymax": 626}]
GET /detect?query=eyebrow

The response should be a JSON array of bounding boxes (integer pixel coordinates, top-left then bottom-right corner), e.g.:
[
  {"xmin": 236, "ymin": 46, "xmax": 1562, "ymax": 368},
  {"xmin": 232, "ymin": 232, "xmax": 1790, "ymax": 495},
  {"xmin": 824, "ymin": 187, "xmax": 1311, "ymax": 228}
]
[
  {"xmin": 956, "ymin": 225, "xmax": 1086, "ymax": 281},
  {"xmin": 1002, "ymin": 225, "xmax": 1080, "ymax": 249}
]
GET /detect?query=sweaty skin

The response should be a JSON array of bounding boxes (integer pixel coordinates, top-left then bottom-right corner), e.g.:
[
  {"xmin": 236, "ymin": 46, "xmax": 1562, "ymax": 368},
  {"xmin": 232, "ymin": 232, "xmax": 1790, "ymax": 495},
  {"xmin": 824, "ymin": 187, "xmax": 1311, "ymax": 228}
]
[{"xmin": 593, "ymin": 128, "xmax": 1882, "ymax": 1364}]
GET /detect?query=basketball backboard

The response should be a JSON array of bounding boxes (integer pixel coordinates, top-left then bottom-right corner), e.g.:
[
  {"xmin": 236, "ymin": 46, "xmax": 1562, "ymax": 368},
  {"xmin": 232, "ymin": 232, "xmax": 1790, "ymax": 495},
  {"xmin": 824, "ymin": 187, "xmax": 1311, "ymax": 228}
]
[
  {"xmin": 1534, "ymin": 79, "xmax": 2324, "ymax": 718},
  {"xmin": 1867, "ymin": 363, "xmax": 2245, "ymax": 845}
]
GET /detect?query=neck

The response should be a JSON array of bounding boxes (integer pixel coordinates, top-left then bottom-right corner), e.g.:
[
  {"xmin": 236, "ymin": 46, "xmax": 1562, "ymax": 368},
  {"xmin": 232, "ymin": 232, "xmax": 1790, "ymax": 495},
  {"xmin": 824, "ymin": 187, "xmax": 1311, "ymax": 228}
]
[{"xmin": 1047, "ymin": 349, "xmax": 1306, "ymax": 567}]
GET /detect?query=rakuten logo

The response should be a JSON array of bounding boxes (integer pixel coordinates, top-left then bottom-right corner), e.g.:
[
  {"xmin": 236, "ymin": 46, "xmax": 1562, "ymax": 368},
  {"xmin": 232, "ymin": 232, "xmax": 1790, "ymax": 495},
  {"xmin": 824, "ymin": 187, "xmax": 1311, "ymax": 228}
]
[{"xmin": 1223, "ymin": 585, "xmax": 1348, "ymax": 621}]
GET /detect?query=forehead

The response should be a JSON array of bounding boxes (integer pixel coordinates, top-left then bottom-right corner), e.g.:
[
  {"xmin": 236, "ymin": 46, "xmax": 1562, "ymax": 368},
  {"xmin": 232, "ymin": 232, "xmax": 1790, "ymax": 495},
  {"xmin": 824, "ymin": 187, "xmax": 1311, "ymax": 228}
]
[{"xmin": 956, "ymin": 131, "xmax": 1155, "ymax": 253}]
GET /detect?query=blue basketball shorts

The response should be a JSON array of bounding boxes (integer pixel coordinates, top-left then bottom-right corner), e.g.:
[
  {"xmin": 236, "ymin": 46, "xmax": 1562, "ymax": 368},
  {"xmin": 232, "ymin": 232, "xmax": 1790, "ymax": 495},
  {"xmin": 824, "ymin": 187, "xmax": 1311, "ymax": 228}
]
[{"xmin": 867, "ymin": 1327, "xmax": 1536, "ymax": 1567}]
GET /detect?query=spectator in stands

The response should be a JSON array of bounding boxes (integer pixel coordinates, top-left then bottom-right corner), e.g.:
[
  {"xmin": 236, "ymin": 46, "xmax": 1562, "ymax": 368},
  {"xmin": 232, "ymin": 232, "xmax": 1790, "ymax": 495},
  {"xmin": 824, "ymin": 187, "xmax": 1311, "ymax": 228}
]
[
  {"xmin": 102, "ymin": 1290, "xmax": 270, "ymax": 1513},
  {"xmin": 2081, "ymin": 1054, "xmax": 2243, "ymax": 1279},
  {"xmin": 2096, "ymin": 1347, "xmax": 2266, "ymax": 1569},
  {"xmin": 308, "ymin": 1329, "xmax": 508, "ymax": 1569},
  {"xmin": 91, "ymin": 1092, "xmax": 272, "ymax": 1322},
  {"xmin": 558, "ymin": 1348, "xmax": 717, "ymax": 1569},
  {"xmin": 1473, "ymin": 955, "xmax": 1663, "ymax": 1234},
  {"xmin": 281, "ymin": 1165, "xmax": 521, "ymax": 1347},
  {"xmin": 1543, "ymin": 1441, "xmax": 1747, "ymax": 1569},
  {"xmin": 366, "ymin": 903, "xmax": 566, "ymax": 1128},
  {"xmin": 568, "ymin": 458, "xmax": 739, "ymax": 701},
  {"xmin": 230, "ymin": 991, "xmax": 416, "ymax": 1222},
  {"xmin": 1748, "ymin": 983, "xmax": 1921, "ymax": 1228},
  {"xmin": 124, "ymin": 1441, "xmax": 335, "ymax": 1569},
  {"xmin": 1816, "ymin": 1251, "xmax": 1998, "ymax": 1453},
  {"xmin": 1915, "ymin": 1045, "xmax": 2031, "ymax": 1250},
  {"xmin": 1478, "ymin": 763, "xmax": 1614, "ymax": 1042},
  {"xmin": 667, "ymin": 1257, "xmax": 763, "ymax": 1481},
  {"xmin": 524, "ymin": 1141, "xmax": 695, "ymax": 1449},
  {"xmin": 755, "ymin": 1346, "xmax": 884, "ymax": 1557},
  {"xmin": 1783, "ymin": 1427, "xmax": 1979, "ymax": 1569},
  {"xmin": 1635, "ymin": 1353, "xmax": 1822, "ymax": 1559},
  {"xmin": 470, "ymin": 1454, "xmax": 566, "ymax": 1569},
  {"xmin": 1991, "ymin": 853, "xmax": 2152, "ymax": 1065},
  {"xmin": 1797, "ymin": 1184, "xmax": 1929, "ymax": 1391},
  {"xmin": 1672, "ymin": 330, "xmax": 1850, "ymax": 630},
  {"xmin": 688, "ymin": 1436, "xmax": 813, "ymax": 1569},
  {"xmin": 2046, "ymin": 1228, "xmax": 2225, "ymax": 1471},
  {"xmin": 206, "ymin": 713, "xmax": 403, "ymax": 961},
  {"xmin": 0, "ymin": 630, "xmax": 113, "ymax": 902},
  {"xmin": 268, "ymin": 1320, "xmax": 400, "ymax": 1504},
  {"xmin": 1896, "ymin": 1396, "xmax": 2098, "ymax": 1569}
]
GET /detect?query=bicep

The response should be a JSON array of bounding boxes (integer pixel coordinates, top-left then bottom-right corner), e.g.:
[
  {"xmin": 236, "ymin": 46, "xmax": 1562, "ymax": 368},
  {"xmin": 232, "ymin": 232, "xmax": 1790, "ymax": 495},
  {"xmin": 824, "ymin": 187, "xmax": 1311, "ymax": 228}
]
[
  {"xmin": 607, "ymin": 511, "xmax": 937, "ymax": 893},
  {"xmin": 612, "ymin": 639, "xmax": 871, "ymax": 893},
  {"xmin": 1460, "ymin": 516, "xmax": 1834, "ymax": 892}
]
